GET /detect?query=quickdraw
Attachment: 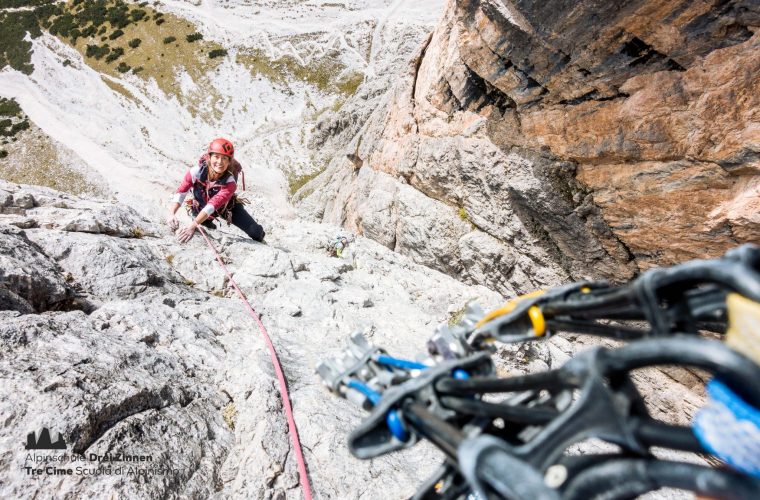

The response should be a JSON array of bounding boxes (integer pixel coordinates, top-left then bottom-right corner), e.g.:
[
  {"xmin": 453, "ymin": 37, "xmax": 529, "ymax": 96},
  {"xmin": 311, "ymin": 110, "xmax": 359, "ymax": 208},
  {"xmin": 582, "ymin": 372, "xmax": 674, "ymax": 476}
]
[{"xmin": 318, "ymin": 244, "xmax": 760, "ymax": 499}]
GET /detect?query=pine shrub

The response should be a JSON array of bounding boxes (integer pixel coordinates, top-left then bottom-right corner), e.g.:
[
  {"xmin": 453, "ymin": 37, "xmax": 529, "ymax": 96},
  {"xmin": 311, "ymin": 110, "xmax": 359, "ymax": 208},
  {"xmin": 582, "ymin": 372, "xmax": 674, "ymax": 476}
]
[{"xmin": 105, "ymin": 46, "xmax": 124, "ymax": 63}]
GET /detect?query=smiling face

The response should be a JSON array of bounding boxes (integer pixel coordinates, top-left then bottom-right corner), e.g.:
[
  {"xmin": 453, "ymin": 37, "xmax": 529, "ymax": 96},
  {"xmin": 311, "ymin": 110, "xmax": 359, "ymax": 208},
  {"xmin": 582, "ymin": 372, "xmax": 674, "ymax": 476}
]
[{"xmin": 208, "ymin": 152, "xmax": 231, "ymax": 179}]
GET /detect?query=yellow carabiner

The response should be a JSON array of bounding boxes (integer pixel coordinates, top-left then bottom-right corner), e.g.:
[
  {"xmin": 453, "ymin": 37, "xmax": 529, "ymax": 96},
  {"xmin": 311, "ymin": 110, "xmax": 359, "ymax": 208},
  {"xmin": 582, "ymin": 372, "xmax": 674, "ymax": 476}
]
[
  {"xmin": 528, "ymin": 306, "xmax": 546, "ymax": 336},
  {"xmin": 726, "ymin": 293, "xmax": 760, "ymax": 365},
  {"xmin": 475, "ymin": 290, "xmax": 545, "ymax": 329},
  {"xmin": 475, "ymin": 290, "xmax": 546, "ymax": 330}
]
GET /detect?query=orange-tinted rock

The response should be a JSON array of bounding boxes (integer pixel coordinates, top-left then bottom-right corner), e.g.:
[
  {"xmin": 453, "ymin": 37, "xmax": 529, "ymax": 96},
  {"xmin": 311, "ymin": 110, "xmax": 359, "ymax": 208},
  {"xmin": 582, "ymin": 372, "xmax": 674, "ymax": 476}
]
[{"xmin": 304, "ymin": 0, "xmax": 759, "ymax": 291}]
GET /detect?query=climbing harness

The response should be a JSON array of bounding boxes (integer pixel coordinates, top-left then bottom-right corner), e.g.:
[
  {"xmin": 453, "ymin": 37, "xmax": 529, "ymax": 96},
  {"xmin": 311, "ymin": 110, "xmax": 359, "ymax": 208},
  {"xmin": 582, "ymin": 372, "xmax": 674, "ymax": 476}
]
[
  {"xmin": 185, "ymin": 165, "xmax": 235, "ymax": 223},
  {"xmin": 318, "ymin": 244, "xmax": 760, "ymax": 499},
  {"xmin": 197, "ymin": 226, "xmax": 312, "ymax": 499},
  {"xmin": 186, "ymin": 194, "xmax": 250, "ymax": 229}
]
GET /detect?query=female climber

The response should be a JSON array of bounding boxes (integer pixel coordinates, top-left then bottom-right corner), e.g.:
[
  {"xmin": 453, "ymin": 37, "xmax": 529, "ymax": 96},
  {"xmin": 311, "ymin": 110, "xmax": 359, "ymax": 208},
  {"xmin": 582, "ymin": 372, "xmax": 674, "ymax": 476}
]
[{"xmin": 166, "ymin": 138, "xmax": 265, "ymax": 243}]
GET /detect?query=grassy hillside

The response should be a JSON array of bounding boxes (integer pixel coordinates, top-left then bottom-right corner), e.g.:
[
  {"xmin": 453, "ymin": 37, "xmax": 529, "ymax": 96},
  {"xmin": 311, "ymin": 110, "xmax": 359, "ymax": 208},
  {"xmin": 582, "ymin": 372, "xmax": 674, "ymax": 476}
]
[
  {"xmin": 0, "ymin": 97, "xmax": 108, "ymax": 196},
  {"xmin": 237, "ymin": 48, "xmax": 363, "ymax": 97},
  {"xmin": 1, "ymin": 0, "xmax": 363, "ymax": 120},
  {"xmin": 1, "ymin": 1, "xmax": 227, "ymax": 114},
  {"xmin": 61, "ymin": 2, "xmax": 224, "ymax": 97}
]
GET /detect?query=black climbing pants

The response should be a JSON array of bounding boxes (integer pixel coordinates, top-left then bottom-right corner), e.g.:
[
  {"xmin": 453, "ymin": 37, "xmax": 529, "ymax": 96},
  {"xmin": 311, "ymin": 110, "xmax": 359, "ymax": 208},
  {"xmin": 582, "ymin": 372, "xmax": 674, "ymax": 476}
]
[
  {"xmin": 229, "ymin": 204, "xmax": 265, "ymax": 242},
  {"xmin": 193, "ymin": 204, "xmax": 265, "ymax": 242}
]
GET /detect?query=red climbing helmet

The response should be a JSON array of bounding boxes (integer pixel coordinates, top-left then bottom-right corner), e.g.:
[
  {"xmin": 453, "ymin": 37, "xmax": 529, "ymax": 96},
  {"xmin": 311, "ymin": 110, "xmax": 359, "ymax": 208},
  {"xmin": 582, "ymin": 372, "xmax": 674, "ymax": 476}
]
[{"xmin": 208, "ymin": 138, "xmax": 234, "ymax": 158}]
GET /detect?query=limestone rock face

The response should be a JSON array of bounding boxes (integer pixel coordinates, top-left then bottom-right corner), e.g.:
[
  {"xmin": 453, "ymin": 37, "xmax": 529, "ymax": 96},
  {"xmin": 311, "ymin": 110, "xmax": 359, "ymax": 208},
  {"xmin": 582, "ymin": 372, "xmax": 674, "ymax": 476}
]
[
  {"xmin": 0, "ymin": 180, "xmax": 504, "ymax": 498},
  {"xmin": 0, "ymin": 178, "xmax": 714, "ymax": 497},
  {"xmin": 0, "ymin": 225, "xmax": 70, "ymax": 313},
  {"xmin": 301, "ymin": 0, "xmax": 759, "ymax": 288}
]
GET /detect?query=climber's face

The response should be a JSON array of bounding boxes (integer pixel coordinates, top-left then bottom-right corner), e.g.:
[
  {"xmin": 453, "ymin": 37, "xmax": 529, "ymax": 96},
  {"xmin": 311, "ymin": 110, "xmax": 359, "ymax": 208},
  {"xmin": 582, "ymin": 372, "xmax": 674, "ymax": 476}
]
[{"xmin": 208, "ymin": 152, "xmax": 230, "ymax": 178}]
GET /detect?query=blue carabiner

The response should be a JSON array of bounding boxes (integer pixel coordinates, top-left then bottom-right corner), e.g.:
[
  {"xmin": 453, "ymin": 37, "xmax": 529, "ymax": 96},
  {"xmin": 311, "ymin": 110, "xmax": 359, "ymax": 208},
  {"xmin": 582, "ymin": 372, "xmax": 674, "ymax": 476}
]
[
  {"xmin": 346, "ymin": 379, "xmax": 410, "ymax": 442},
  {"xmin": 375, "ymin": 354, "xmax": 429, "ymax": 371}
]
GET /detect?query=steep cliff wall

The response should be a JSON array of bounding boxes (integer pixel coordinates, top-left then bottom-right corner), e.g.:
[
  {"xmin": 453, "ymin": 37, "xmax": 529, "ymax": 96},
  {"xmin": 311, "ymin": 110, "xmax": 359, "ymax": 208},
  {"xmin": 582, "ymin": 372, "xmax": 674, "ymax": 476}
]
[{"xmin": 301, "ymin": 0, "xmax": 760, "ymax": 294}]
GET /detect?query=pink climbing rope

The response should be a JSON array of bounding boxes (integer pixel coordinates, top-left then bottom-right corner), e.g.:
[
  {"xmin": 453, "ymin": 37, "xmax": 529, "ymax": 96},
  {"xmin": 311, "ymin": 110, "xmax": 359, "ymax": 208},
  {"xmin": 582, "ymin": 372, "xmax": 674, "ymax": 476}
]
[{"xmin": 197, "ymin": 227, "xmax": 313, "ymax": 500}]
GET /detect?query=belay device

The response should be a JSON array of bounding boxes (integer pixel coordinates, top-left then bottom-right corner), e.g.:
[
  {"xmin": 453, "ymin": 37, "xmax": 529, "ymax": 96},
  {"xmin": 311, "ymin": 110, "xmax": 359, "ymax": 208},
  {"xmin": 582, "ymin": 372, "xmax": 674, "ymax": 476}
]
[{"xmin": 317, "ymin": 244, "xmax": 760, "ymax": 499}]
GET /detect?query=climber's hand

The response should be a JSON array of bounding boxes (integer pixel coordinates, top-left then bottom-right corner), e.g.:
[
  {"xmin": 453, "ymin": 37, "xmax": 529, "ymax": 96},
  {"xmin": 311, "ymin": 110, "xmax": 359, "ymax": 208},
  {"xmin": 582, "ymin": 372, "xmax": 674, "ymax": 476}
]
[
  {"xmin": 166, "ymin": 214, "xmax": 180, "ymax": 231},
  {"xmin": 177, "ymin": 222, "xmax": 197, "ymax": 243}
]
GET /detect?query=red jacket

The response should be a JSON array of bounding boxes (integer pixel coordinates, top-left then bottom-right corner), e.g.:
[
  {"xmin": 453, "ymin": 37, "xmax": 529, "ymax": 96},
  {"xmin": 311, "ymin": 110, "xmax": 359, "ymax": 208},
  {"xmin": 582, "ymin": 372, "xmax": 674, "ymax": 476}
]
[{"xmin": 172, "ymin": 162, "xmax": 236, "ymax": 219}]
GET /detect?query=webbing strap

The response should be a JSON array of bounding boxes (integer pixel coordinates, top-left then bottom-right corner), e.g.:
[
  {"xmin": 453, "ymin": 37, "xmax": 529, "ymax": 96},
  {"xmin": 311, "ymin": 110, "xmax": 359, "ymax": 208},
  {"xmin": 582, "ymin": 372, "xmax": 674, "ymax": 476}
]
[{"xmin": 198, "ymin": 227, "xmax": 313, "ymax": 499}]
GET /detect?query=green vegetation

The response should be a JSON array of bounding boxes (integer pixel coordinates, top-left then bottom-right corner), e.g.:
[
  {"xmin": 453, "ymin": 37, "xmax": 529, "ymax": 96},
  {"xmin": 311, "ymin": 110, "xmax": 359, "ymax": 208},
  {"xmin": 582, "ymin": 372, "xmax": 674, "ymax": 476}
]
[
  {"xmin": 209, "ymin": 48, "xmax": 227, "ymax": 59},
  {"xmin": 49, "ymin": 12, "xmax": 77, "ymax": 38},
  {"xmin": 13, "ymin": 0, "xmax": 226, "ymax": 119},
  {"xmin": 0, "ymin": 98, "xmax": 22, "ymax": 117},
  {"xmin": 448, "ymin": 303, "xmax": 469, "ymax": 327},
  {"xmin": 0, "ymin": 0, "xmax": 224, "ymax": 84},
  {"xmin": 100, "ymin": 76, "xmax": 135, "ymax": 101},
  {"xmin": 330, "ymin": 98, "xmax": 347, "ymax": 113},
  {"xmin": 130, "ymin": 9, "xmax": 146, "ymax": 22},
  {"xmin": 336, "ymin": 72, "xmax": 363, "ymax": 95},
  {"xmin": 86, "ymin": 43, "xmax": 110, "ymax": 60},
  {"xmin": 222, "ymin": 403, "xmax": 237, "ymax": 430},
  {"xmin": 0, "ymin": 8, "xmax": 44, "ymax": 74},
  {"xmin": 287, "ymin": 167, "xmax": 326, "ymax": 197},
  {"xmin": 1, "ymin": 152, "xmax": 107, "ymax": 196},
  {"xmin": 105, "ymin": 46, "xmax": 123, "ymax": 62},
  {"xmin": 0, "ymin": 98, "xmax": 29, "ymax": 140},
  {"xmin": 0, "ymin": 100, "xmax": 107, "ymax": 197},
  {"xmin": 237, "ymin": 48, "xmax": 364, "ymax": 96},
  {"xmin": 457, "ymin": 206, "xmax": 476, "ymax": 229},
  {"xmin": 75, "ymin": 6, "xmax": 227, "ymax": 118},
  {"xmin": 0, "ymin": 0, "xmax": 52, "ymax": 7},
  {"xmin": 0, "ymin": 119, "xmax": 30, "ymax": 137}
]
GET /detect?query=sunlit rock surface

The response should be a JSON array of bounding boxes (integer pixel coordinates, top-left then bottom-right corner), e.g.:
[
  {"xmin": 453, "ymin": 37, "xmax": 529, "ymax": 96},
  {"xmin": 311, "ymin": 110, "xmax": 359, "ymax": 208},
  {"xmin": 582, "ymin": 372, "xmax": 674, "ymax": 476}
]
[
  {"xmin": 302, "ymin": 0, "xmax": 759, "ymax": 287},
  {"xmin": 0, "ymin": 180, "xmax": 502, "ymax": 497}
]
